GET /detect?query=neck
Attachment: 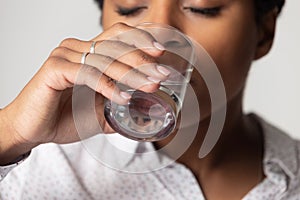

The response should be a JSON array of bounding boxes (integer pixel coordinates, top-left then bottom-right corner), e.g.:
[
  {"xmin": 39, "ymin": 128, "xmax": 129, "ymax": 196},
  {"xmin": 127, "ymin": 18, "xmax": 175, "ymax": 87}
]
[{"xmin": 154, "ymin": 92, "xmax": 264, "ymax": 199}]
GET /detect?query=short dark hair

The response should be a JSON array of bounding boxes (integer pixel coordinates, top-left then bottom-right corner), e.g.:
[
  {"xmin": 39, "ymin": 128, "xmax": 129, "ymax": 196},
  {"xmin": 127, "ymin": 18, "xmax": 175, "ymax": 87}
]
[
  {"xmin": 255, "ymin": 0, "xmax": 285, "ymax": 21},
  {"xmin": 94, "ymin": 0, "xmax": 285, "ymax": 21}
]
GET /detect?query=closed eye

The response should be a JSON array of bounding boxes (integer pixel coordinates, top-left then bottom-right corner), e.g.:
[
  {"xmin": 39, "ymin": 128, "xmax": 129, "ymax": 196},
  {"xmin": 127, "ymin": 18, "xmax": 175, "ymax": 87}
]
[
  {"xmin": 184, "ymin": 7, "xmax": 222, "ymax": 17},
  {"xmin": 116, "ymin": 6, "xmax": 147, "ymax": 17}
]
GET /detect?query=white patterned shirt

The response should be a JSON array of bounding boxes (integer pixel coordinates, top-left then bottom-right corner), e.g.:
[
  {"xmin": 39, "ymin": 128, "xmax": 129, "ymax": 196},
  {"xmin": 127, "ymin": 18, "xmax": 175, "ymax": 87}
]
[{"xmin": 0, "ymin": 115, "xmax": 300, "ymax": 200}]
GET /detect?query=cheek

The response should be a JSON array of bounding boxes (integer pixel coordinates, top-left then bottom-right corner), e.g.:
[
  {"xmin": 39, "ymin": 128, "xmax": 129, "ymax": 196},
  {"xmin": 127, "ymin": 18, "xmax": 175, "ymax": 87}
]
[{"xmin": 188, "ymin": 10, "xmax": 257, "ymax": 101}]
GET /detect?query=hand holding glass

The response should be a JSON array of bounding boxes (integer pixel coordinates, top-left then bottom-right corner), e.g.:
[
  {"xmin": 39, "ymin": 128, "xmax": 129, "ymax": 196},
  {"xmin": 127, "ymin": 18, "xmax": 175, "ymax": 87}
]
[{"xmin": 104, "ymin": 23, "xmax": 195, "ymax": 142}]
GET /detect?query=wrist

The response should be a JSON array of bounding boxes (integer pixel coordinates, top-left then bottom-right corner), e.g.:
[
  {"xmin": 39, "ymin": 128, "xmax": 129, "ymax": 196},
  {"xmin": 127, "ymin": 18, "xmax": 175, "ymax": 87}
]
[{"xmin": 0, "ymin": 108, "xmax": 38, "ymax": 165}]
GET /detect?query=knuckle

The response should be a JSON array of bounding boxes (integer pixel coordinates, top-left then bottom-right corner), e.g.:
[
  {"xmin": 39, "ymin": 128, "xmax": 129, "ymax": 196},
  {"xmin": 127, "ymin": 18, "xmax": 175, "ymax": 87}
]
[
  {"xmin": 101, "ymin": 40, "xmax": 114, "ymax": 48},
  {"xmin": 50, "ymin": 46, "xmax": 68, "ymax": 57},
  {"xmin": 101, "ymin": 55, "xmax": 114, "ymax": 65},
  {"xmin": 136, "ymin": 29, "xmax": 153, "ymax": 40},
  {"xmin": 59, "ymin": 38, "xmax": 76, "ymax": 47},
  {"xmin": 108, "ymin": 40, "xmax": 126, "ymax": 49},
  {"xmin": 46, "ymin": 56, "xmax": 61, "ymax": 67},
  {"xmin": 85, "ymin": 65, "xmax": 99, "ymax": 75},
  {"xmin": 42, "ymin": 57, "xmax": 65, "ymax": 74},
  {"xmin": 112, "ymin": 22, "xmax": 128, "ymax": 30},
  {"xmin": 138, "ymin": 52, "xmax": 156, "ymax": 64},
  {"xmin": 104, "ymin": 78, "xmax": 115, "ymax": 89},
  {"xmin": 99, "ymin": 77, "xmax": 115, "ymax": 93},
  {"xmin": 127, "ymin": 50, "xmax": 156, "ymax": 67},
  {"xmin": 131, "ymin": 68, "xmax": 140, "ymax": 75},
  {"xmin": 111, "ymin": 22, "xmax": 132, "ymax": 36},
  {"xmin": 127, "ymin": 68, "xmax": 141, "ymax": 79}
]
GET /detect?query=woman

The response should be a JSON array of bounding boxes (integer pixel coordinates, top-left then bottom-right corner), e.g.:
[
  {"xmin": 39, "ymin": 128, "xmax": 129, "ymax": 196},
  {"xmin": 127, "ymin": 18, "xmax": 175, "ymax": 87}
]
[{"xmin": 1, "ymin": 0, "xmax": 299, "ymax": 199}]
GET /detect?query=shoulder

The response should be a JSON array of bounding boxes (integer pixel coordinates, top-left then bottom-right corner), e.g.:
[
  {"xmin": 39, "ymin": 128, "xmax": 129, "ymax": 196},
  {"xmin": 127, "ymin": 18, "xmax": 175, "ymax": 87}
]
[
  {"xmin": 254, "ymin": 114, "xmax": 300, "ymax": 199},
  {"xmin": 256, "ymin": 114, "xmax": 300, "ymax": 173}
]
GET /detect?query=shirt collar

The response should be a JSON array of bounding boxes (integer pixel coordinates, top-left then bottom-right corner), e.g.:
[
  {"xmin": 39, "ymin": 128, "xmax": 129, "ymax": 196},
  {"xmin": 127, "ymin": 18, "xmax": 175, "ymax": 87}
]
[
  {"xmin": 258, "ymin": 115, "xmax": 299, "ymax": 179},
  {"xmin": 84, "ymin": 115, "xmax": 298, "ymax": 177},
  {"xmin": 84, "ymin": 133, "xmax": 169, "ymax": 172},
  {"xmin": 116, "ymin": 115, "xmax": 299, "ymax": 177}
]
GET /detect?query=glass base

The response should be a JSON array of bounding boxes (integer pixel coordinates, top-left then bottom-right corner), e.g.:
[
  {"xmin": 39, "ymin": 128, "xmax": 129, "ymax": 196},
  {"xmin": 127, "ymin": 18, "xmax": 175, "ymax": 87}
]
[{"xmin": 104, "ymin": 88, "xmax": 178, "ymax": 142}]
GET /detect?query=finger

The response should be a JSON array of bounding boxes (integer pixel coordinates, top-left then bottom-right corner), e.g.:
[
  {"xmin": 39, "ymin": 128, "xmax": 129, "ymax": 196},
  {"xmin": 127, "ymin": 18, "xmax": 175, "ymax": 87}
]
[
  {"xmin": 92, "ymin": 22, "xmax": 165, "ymax": 57},
  {"xmin": 84, "ymin": 53, "xmax": 160, "ymax": 93},
  {"xmin": 50, "ymin": 46, "xmax": 82, "ymax": 63},
  {"xmin": 50, "ymin": 47, "xmax": 160, "ymax": 93},
  {"xmin": 94, "ymin": 40, "xmax": 171, "ymax": 80},
  {"xmin": 43, "ymin": 57, "xmax": 130, "ymax": 105},
  {"xmin": 76, "ymin": 64, "xmax": 128, "ymax": 104},
  {"xmin": 51, "ymin": 45, "xmax": 170, "ymax": 81},
  {"xmin": 60, "ymin": 34, "xmax": 164, "ymax": 59},
  {"xmin": 59, "ymin": 38, "xmax": 94, "ymax": 53},
  {"xmin": 59, "ymin": 37, "xmax": 165, "ymax": 75}
]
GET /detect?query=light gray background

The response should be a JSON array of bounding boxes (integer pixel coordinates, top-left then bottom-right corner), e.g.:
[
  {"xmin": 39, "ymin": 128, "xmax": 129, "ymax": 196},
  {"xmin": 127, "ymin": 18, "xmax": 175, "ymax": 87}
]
[{"xmin": 0, "ymin": 0, "xmax": 299, "ymax": 139}]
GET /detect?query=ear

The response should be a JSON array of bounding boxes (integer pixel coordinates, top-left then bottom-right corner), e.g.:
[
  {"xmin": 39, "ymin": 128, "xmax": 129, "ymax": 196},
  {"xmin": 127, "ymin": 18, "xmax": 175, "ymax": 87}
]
[{"xmin": 254, "ymin": 9, "xmax": 278, "ymax": 60}]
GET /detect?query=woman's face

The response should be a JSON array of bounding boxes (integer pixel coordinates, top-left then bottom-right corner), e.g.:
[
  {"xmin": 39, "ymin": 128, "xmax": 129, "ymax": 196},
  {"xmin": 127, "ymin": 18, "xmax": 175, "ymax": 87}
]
[{"xmin": 101, "ymin": 0, "xmax": 263, "ymax": 117}]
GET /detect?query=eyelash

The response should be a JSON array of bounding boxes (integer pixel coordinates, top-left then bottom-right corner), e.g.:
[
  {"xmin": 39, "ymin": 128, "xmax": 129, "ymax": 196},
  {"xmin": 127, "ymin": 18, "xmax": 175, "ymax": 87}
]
[
  {"xmin": 116, "ymin": 7, "xmax": 147, "ymax": 17},
  {"xmin": 184, "ymin": 7, "xmax": 222, "ymax": 17},
  {"xmin": 116, "ymin": 6, "xmax": 222, "ymax": 17}
]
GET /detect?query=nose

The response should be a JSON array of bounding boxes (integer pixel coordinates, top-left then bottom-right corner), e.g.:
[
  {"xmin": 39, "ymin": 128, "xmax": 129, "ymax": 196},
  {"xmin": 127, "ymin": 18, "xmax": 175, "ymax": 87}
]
[{"xmin": 140, "ymin": 1, "xmax": 182, "ymax": 31}]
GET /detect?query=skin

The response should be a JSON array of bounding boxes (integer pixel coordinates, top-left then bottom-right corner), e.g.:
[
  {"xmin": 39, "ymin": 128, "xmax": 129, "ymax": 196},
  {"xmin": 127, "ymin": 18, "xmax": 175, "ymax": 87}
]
[
  {"xmin": 0, "ymin": 0, "xmax": 278, "ymax": 199},
  {"xmin": 102, "ymin": 0, "xmax": 278, "ymax": 199}
]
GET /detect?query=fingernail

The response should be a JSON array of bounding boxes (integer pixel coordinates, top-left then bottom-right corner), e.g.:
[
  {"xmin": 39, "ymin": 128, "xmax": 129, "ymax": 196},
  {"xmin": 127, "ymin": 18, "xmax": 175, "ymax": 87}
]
[
  {"xmin": 120, "ymin": 92, "xmax": 131, "ymax": 100},
  {"xmin": 147, "ymin": 76, "xmax": 161, "ymax": 84},
  {"xmin": 156, "ymin": 65, "xmax": 171, "ymax": 76},
  {"xmin": 153, "ymin": 42, "xmax": 165, "ymax": 51}
]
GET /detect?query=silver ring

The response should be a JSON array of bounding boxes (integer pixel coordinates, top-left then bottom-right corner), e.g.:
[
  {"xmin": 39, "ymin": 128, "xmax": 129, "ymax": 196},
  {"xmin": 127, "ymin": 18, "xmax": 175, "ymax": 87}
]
[
  {"xmin": 80, "ymin": 52, "xmax": 89, "ymax": 64},
  {"xmin": 89, "ymin": 41, "xmax": 96, "ymax": 54}
]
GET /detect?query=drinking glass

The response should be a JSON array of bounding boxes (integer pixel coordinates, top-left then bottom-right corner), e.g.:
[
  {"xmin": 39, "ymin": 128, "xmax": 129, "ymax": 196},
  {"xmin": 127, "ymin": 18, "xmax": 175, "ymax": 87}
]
[{"xmin": 104, "ymin": 23, "xmax": 195, "ymax": 141}]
